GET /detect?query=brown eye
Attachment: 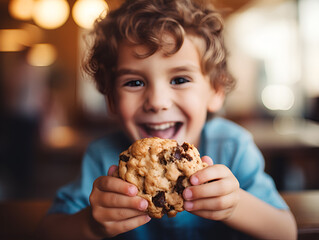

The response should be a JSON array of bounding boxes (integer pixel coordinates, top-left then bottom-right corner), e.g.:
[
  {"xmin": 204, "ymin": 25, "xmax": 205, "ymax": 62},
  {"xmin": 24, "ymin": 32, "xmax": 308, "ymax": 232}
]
[{"xmin": 171, "ymin": 77, "xmax": 190, "ymax": 85}]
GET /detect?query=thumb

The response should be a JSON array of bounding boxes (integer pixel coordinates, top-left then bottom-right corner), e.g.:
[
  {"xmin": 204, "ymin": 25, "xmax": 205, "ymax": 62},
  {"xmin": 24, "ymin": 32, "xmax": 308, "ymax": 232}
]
[
  {"xmin": 107, "ymin": 165, "xmax": 119, "ymax": 176},
  {"xmin": 201, "ymin": 156, "xmax": 213, "ymax": 166}
]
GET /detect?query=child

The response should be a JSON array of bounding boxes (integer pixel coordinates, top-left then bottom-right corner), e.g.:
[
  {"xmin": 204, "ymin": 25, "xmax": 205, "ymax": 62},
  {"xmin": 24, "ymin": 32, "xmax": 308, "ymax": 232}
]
[{"xmin": 37, "ymin": 0, "xmax": 297, "ymax": 239}]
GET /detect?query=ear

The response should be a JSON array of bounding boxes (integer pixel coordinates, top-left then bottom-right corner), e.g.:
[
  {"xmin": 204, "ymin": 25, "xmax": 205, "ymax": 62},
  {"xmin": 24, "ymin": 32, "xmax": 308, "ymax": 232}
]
[{"xmin": 207, "ymin": 88, "xmax": 225, "ymax": 113}]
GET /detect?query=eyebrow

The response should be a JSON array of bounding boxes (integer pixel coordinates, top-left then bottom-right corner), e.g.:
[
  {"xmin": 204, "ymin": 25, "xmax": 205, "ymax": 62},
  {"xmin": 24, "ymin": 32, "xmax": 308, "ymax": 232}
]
[
  {"xmin": 116, "ymin": 69, "xmax": 143, "ymax": 77},
  {"xmin": 168, "ymin": 64, "xmax": 201, "ymax": 74}
]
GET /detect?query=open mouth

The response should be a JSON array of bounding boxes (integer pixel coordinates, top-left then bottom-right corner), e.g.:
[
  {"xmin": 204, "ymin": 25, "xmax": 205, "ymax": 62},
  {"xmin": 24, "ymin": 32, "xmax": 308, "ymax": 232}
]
[{"xmin": 139, "ymin": 122, "xmax": 183, "ymax": 139}]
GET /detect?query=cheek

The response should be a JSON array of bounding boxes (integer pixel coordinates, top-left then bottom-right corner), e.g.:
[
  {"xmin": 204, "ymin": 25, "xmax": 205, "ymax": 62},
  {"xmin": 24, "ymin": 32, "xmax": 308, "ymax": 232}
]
[
  {"xmin": 113, "ymin": 94, "xmax": 134, "ymax": 132},
  {"xmin": 179, "ymin": 90, "xmax": 210, "ymax": 117},
  {"xmin": 116, "ymin": 93, "xmax": 137, "ymax": 121}
]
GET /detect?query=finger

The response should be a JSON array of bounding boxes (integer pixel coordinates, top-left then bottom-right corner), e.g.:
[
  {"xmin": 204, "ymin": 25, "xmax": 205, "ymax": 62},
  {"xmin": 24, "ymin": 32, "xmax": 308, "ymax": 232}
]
[
  {"xmin": 93, "ymin": 205, "xmax": 148, "ymax": 222},
  {"xmin": 201, "ymin": 156, "xmax": 213, "ymax": 166},
  {"xmin": 188, "ymin": 208, "xmax": 234, "ymax": 221},
  {"xmin": 190, "ymin": 164, "xmax": 232, "ymax": 186},
  {"xmin": 108, "ymin": 165, "xmax": 118, "ymax": 176},
  {"xmin": 93, "ymin": 192, "xmax": 148, "ymax": 210},
  {"xmin": 93, "ymin": 176, "xmax": 138, "ymax": 197},
  {"xmin": 106, "ymin": 215, "xmax": 151, "ymax": 237},
  {"xmin": 184, "ymin": 192, "xmax": 238, "ymax": 212},
  {"xmin": 184, "ymin": 177, "xmax": 239, "ymax": 200}
]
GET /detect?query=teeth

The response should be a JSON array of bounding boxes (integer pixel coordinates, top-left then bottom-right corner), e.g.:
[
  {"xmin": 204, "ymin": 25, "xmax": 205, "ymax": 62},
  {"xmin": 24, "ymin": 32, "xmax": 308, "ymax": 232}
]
[{"xmin": 146, "ymin": 122, "xmax": 175, "ymax": 130}]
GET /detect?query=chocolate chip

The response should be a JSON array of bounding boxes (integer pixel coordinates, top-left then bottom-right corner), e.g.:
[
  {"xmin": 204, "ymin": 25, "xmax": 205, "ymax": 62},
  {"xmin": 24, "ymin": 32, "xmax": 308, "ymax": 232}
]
[
  {"xmin": 162, "ymin": 204, "xmax": 175, "ymax": 214},
  {"xmin": 173, "ymin": 147, "xmax": 182, "ymax": 160},
  {"xmin": 158, "ymin": 151, "xmax": 167, "ymax": 165},
  {"xmin": 181, "ymin": 143, "xmax": 189, "ymax": 151},
  {"xmin": 119, "ymin": 154, "xmax": 129, "ymax": 162},
  {"xmin": 174, "ymin": 176, "xmax": 186, "ymax": 194},
  {"xmin": 183, "ymin": 153, "xmax": 193, "ymax": 161},
  {"xmin": 161, "ymin": 207, "xmax": 168, "ymax": 214},
  {"xmin": 152, "ymin": 191, "xmax": 166, "ymax": 208}
]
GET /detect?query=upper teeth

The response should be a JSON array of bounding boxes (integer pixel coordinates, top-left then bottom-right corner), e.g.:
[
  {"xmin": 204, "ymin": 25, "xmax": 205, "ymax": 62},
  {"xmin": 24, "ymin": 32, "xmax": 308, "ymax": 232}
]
[{"xmin": 146, "ymin": 122, "xmax": 175, "ymax": 130}]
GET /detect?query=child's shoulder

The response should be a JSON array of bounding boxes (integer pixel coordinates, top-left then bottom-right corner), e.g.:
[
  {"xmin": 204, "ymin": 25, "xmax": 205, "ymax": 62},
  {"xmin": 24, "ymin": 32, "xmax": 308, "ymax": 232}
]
[{"xmin": 204, "ymin": 117, "xmax": 253, "ymax": 142}]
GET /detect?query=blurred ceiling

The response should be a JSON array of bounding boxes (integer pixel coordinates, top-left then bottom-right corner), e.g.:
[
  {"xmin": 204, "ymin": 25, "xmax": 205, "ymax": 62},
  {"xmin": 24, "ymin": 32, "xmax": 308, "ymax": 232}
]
[{"xmin": 0, "ymin": 0, "xmax": 252, "ymax": 27}]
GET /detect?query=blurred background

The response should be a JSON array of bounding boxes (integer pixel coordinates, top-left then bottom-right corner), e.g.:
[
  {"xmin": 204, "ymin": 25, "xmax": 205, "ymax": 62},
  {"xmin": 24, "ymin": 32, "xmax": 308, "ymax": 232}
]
[{"xmin": 0, "ymin": 0, "xmax": 318, "ymax": 202}]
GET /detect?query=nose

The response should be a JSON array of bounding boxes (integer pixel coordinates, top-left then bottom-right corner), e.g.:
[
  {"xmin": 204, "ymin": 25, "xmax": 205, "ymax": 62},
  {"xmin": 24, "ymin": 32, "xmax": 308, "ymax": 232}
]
[{"xmin": 143, "ymin": 84, "xmax": 172, "ymax": 113}]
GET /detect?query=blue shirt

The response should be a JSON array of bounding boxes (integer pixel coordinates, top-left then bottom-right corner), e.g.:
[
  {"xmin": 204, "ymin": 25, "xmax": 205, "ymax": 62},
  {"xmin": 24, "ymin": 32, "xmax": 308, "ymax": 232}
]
[{"xmin": 48, "ymin": 118, "xmax": 288, "ymax": 239}]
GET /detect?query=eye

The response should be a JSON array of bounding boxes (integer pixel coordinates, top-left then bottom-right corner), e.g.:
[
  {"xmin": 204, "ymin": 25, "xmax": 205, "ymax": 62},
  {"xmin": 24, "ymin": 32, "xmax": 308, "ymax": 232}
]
[
  {"xmin": 170, "ymin": 77, "xmax": 190, "ymax": 85},
  {"xmin": 124, "ymin": 80, "xmax": 145, "ymax": 87}
]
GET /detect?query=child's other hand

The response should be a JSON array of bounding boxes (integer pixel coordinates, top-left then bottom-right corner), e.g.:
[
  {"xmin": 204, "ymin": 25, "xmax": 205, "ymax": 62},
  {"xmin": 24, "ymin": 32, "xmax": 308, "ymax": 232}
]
[
  {"xmin": 89, "ymin": 165, "xmax": 151, "ymax": 238},
  {"xmin": 183, "ymin": 156, "xmax": 240, "ymax": 221}
]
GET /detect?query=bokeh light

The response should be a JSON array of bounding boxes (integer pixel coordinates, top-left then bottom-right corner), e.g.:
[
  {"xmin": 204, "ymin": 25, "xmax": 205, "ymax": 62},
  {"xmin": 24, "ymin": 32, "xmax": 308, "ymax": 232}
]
[
  {"xmin": 32, "ymin": 0, "xmax": 70, "ymax": 29},
  {"xmin": 72, "ymin": 0, "xmax": 108, "ymax": 29},
  {"xmin": 8, "ymin": 0, "xmax": 34, "ymax": 21},
  {"xmin": 261, "ymin": 85, "xmax": 295, "ymax": 111},
  {"xmin": 0, "ymin": 29, "xmax": 28, "ymax": 52},
  {"xmin": 26, "ymin": 43, "xmax": 57, "ymax": 67}
]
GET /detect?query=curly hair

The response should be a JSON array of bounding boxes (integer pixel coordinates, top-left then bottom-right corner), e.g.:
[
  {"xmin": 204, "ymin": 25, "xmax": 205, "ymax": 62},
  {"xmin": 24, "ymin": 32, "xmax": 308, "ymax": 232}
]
[{"xmin": 84, "ymin": 0, "xmax": 235, "ymax": 99}]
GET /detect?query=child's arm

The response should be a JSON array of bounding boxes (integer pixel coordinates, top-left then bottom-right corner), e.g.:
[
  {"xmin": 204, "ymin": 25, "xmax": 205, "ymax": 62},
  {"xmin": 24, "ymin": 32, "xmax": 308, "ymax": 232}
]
[
  {"xmin": 183, "ymin": 156, "xmax": 297, "ymax": 240},
  {"xmin": 224, "ymin": 189, "xmax": 297, "ymax": 239},
  {"xmin": 36, "ymin": 166, "xmax": 150, "ymax": 239}
]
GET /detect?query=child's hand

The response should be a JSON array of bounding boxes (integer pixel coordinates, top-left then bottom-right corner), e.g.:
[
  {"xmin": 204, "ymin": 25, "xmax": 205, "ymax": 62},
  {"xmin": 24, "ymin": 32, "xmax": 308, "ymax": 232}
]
[
  {"xmin": 183, "ymin": 156, "xmax": 240, "ymax": 221},
  {"xmin": 89, "ymin": 165, "xmax": 151, "ymax": 238}
]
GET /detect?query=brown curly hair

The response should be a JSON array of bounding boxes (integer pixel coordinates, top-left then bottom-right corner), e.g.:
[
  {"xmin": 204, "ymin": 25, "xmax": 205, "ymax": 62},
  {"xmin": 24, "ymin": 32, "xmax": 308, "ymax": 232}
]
[{"xmin": 84, "ymin": 0, "xmax": 235, "ymax": 99}]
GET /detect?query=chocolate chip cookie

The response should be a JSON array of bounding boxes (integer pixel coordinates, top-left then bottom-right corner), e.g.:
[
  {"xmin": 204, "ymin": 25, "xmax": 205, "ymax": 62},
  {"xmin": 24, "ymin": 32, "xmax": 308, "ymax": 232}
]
[{"xmin": 117, "ymin": 137, "xmax": 208, "ymax": 218}]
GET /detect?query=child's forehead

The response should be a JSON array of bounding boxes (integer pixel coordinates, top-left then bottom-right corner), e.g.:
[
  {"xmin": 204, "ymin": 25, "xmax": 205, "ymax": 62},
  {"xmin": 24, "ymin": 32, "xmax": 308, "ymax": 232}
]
[
  {"xmin": 119, "ymin": 33, "xmax": 177, "ymax": 54},
  {"xmin": 118, "ymin": 33, "xmax": 204, "ymax": 60},
  {"xmin": 116, "ymin": 36, "xmax": 205, "ymax": 76}
]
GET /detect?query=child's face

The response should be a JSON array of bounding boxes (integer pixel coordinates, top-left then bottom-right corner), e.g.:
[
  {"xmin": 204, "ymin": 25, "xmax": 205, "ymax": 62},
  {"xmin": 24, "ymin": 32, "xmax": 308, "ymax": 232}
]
[{"xmin": 112, "ymin": 36, "xmax": 224, "ymax": 147}]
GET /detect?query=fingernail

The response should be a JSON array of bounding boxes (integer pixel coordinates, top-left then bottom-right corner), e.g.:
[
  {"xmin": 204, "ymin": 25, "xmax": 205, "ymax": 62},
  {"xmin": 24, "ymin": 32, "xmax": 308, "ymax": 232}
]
[
  {"xmin": 184, "ymin": 201, "xmax": 193, "ymax": 211},
  {"xmin": 128, "ymin": 186, "xmax": 137, "ymax": 196},
  {"xmin": 145, "ymin": 215, "xmax": 151, "ymax": 222},
  {"xmin": 139, "ymin": 199, "xmax": 148, "ymax": 210},
  {"xmin": 191, "ymin": 176, "xmax": 199, "ymax": 185},
  {"xmin": 184, "ymin": 188, "xmax": 192, "ymax": 200},
  {"xmin": 208, "ymin": 159, "xmax": 214, "ymax": 166}
]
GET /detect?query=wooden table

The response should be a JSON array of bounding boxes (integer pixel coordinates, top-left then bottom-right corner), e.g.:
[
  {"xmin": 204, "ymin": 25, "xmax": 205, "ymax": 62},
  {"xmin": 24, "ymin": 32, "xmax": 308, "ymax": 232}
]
[
  {"xmin": 0, "ymin": 200, "xmax": 51, "ymax": 240},
  {"xmin": 281, "ymin": 191, "xmax": 319, "ymax": 240}
]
